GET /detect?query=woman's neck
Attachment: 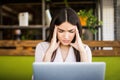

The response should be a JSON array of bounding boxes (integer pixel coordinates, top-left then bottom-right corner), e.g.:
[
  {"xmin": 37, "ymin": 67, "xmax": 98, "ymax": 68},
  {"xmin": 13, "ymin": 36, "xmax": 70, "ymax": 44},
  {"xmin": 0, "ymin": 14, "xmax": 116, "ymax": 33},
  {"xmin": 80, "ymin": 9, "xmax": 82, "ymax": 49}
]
[
  {"xmin": 60, "ymin": 44, "xmax": 70, "ymax": 61},
  {"xmin": 60, "ymin": 44, "xmax": 70, "ymax": 51}
]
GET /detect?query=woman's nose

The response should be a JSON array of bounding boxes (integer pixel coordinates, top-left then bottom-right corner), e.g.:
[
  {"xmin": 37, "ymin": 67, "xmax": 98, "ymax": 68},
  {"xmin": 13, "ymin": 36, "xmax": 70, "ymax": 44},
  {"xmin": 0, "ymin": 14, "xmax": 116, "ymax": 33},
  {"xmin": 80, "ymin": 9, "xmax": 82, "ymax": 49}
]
[{"xmin": 64, "ymin": 32, "xmax": 69, "ymax": 39}]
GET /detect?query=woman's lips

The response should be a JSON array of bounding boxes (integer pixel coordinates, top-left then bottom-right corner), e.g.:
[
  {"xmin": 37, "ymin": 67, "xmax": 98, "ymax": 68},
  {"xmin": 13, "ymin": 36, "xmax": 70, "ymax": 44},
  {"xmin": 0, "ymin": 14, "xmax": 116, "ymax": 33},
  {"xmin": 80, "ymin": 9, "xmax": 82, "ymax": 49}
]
[{"xmin": 62, "ymin": 40, "xmax": 70, "ymax": 43}]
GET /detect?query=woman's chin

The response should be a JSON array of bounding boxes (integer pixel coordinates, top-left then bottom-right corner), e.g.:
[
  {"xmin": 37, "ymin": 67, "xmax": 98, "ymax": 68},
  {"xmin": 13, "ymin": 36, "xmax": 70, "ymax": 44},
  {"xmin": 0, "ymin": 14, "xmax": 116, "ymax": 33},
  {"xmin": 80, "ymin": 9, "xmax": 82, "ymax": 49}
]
[{"xmin": 61, "ymin": 42, "xmax": 70, "ymax": 46}]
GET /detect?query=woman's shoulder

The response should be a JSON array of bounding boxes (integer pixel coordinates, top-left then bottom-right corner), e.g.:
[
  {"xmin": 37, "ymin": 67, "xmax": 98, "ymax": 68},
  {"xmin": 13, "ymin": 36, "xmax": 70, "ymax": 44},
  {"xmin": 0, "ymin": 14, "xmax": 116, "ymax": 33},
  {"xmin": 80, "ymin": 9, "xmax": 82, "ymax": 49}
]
[
  {"xmin": 36, "ymin": 41, "xmax": 50, "ymax": 48},
  {"xmin": 37, "ymin": 41, "xmax": 49, "ymax": 45},
  {"xmin": 83, "ymin": 44, "xmax": 90, "ymax": 49}
]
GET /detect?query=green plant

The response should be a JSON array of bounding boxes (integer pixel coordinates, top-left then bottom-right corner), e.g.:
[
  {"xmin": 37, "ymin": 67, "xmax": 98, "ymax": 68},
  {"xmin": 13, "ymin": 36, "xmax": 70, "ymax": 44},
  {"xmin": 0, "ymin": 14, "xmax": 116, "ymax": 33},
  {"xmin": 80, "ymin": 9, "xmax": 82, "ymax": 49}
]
[
  {"xmin": 77, "ymin": 9, "xmax": 102, "ymax": 34},
  {"xmin": 77, "ymin": 9, "xmax": 88, "ymax": 17}
]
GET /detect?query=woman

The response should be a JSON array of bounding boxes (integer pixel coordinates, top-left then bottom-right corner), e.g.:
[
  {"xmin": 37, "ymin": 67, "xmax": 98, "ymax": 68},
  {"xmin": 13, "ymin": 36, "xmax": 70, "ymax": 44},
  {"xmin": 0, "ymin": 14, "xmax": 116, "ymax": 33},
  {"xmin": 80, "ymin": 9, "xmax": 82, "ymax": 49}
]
[{"xmin": 35, "ymin": 7, "xmax": 92, "ymax": 62}]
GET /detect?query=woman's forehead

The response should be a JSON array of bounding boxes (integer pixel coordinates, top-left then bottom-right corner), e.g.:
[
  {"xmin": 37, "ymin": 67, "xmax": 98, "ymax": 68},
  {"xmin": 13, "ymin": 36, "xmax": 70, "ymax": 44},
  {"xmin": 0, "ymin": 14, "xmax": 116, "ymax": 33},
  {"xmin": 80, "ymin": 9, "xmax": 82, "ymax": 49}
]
[{"xmin": 56, "ymin": 22, "xmax": 76, "ymax": 29}]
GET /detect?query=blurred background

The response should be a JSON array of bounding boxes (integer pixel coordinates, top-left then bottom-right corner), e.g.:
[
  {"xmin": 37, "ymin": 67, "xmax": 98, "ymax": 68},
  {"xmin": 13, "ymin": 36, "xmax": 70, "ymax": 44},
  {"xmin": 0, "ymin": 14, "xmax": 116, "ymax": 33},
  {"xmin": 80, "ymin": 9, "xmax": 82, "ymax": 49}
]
[
  {"xmin": 0, "ymin": 0, "xmax": 120, "ymax": 80},
  {"xmin": 0, "ymin": 0, "xmax": 120, "ymax": 41}
]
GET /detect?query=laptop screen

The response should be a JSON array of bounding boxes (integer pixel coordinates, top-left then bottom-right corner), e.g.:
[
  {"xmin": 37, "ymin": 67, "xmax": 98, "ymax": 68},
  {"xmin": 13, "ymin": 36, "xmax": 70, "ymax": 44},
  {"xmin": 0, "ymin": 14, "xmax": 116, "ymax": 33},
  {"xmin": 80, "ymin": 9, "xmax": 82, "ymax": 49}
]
[{"xmin": 33, "ymin": 62, "xmax": 106, "ymax": 80}]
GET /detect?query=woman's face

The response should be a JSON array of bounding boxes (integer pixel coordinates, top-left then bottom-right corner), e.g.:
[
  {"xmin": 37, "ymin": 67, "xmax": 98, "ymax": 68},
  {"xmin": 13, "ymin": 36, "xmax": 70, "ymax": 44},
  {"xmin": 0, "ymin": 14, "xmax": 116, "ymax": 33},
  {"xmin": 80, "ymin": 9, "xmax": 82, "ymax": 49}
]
[{"xmin": 56, "ymin": 22, "xmax": 76, "ymax": 46}]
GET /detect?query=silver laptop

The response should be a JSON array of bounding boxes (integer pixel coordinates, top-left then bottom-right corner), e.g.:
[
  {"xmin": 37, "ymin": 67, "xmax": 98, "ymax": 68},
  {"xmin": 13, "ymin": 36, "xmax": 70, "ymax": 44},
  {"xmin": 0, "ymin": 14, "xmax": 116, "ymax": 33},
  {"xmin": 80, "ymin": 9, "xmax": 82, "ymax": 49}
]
[{"xmin": 33, "ymin": 62, "xmax": 106, "ymax": 80}]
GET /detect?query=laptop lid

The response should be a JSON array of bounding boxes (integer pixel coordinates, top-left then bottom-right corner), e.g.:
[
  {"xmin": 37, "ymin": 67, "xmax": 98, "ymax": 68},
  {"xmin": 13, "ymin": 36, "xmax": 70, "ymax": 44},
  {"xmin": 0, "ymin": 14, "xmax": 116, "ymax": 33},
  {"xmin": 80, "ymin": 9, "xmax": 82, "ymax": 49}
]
[{"xmin": 33, "ymin": 62, "xmax": 106, "ymax": 80}]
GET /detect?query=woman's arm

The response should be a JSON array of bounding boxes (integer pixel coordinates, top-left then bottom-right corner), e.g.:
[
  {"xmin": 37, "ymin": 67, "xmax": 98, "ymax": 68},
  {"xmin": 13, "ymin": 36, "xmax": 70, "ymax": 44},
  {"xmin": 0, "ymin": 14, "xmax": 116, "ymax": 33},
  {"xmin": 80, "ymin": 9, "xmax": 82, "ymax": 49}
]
[
  {"xmin": 35, "ymin": 42, "xmax": 49, "ymax": 62},
  {"xmin": 42, "ymin": 27, "xmax": 60, "ymax": 62},
  {"xmin": 70, "ymin": 27, "xmax": 92, "ymax": 62}
]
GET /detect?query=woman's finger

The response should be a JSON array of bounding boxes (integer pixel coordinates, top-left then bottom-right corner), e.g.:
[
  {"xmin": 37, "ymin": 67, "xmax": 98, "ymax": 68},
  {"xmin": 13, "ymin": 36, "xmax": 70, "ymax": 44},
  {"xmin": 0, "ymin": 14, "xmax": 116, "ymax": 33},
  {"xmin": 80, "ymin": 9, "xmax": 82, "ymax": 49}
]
[
  {"xmin": 75, "ymin": 27, "xmax": 79, "ymax": 37},
  {"xmin": 75, "ymin": 27, "xmax": 82, "ymax": 42},
  {"xmin": 52, "ymin": 26, "xmax": 57, "ymax": 41}
]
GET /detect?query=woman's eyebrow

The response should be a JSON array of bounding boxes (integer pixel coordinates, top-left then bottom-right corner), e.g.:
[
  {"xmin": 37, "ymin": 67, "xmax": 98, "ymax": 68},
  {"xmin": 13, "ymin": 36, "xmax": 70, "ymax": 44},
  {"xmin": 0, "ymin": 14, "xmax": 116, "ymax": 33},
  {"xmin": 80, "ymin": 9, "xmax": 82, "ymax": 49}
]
[
  {"xmin": 57, "ymin": 28, "xmax": 75, "ymax": 31},
  {"xmin": 57, "ymin": 28, "xmax": 64, "ymax": 31},
  {"xmin": 68, "ymin": 29, "xmax": 75, "ymax": 31}
]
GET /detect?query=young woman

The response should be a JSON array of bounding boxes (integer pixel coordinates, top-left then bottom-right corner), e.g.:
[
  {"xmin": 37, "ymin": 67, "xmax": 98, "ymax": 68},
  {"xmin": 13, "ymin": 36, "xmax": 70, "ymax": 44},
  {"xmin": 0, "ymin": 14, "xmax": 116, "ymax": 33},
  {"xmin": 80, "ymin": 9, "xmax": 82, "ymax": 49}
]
[{"xmin": 35, "ymin": 7, "xmax": 92, "ymax": 62}]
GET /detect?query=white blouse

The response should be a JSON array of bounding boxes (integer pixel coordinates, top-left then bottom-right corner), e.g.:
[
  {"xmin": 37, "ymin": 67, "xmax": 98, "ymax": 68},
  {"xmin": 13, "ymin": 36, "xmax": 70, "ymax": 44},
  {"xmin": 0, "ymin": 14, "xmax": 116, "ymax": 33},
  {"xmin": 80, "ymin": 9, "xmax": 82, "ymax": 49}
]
[{"xmin": 35, "ymin": 42, "xmax": 92, "ymax": 62}]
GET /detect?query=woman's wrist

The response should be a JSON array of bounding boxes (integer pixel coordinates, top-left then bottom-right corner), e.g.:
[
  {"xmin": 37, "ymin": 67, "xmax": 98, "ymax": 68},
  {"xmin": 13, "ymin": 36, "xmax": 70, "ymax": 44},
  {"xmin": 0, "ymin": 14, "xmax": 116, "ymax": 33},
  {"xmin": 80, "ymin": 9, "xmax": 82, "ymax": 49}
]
[
  {"xmin": 43, "ymin": 47, "xmax": 55, "ymax": 62},
  {"xmin": 78, "ymin": 46, "xmax": 89, "ymax": 62}
]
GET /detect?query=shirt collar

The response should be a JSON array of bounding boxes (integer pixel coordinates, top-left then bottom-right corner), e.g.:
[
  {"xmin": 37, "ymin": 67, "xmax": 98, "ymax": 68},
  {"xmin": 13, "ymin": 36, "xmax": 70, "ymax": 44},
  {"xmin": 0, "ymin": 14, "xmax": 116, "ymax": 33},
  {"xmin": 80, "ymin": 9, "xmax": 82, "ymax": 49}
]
[{"xmin": 54, "ymin": 46, "xmax": 76, "ymax": 62}]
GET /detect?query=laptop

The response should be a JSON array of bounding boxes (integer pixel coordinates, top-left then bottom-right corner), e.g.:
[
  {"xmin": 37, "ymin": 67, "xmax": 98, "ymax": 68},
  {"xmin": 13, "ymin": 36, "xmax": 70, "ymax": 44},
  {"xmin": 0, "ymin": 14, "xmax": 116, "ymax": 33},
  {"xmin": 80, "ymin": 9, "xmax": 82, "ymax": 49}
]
[{"xmin": 33, "ymin": 62, "xmax": 106, "ymax": 80}]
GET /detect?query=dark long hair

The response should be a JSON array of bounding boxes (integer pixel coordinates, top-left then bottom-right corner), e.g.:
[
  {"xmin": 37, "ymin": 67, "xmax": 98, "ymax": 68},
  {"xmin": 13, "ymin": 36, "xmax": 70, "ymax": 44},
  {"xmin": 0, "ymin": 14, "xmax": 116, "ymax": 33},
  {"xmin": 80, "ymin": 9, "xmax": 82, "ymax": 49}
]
[{"xmin": 46, "ymin": 7, "xmax": 82, "ymax": 62}]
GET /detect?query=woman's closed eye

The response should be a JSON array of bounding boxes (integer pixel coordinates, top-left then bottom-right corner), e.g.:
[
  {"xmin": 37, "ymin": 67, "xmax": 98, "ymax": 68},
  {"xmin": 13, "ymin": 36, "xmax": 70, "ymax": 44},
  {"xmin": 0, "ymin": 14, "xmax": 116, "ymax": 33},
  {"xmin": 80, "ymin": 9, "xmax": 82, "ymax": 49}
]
[
  {"xmin": 57, "ymin": 28, "xmax": 75, "ymax": 33},
  {"xmin": 69, "ymin": 30, "xmax": 75, "ymax": 33},
  {"xmin": 58, "ymin": 30, "xmax": 64, "ymax": 33}
]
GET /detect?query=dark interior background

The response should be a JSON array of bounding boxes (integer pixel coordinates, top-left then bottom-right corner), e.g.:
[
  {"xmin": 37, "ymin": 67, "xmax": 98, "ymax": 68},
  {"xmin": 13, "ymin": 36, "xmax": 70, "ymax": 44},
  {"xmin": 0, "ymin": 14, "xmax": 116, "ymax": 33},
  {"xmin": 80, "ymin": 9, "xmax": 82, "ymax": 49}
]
[{"xmin": 0, "ymin": 0, "xmax": 97, "ymax": 25}]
